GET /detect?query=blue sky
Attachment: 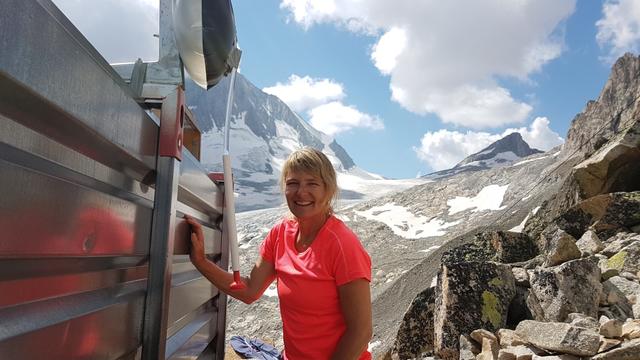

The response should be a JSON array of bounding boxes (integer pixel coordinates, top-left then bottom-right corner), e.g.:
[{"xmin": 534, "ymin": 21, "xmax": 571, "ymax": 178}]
[{"xmin": 52, "ymin": 0, "xmax": 640, "ymax": 179}]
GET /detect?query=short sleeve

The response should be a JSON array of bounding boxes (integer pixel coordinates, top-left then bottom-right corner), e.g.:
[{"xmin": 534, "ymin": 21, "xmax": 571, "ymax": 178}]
[
  {"xmin": 259, "ymin": 222, "xmax": 280, "ymax": 263},
  {"xmin": 333, "ymin": 233, "xmax": 372, "ymax": 286}
]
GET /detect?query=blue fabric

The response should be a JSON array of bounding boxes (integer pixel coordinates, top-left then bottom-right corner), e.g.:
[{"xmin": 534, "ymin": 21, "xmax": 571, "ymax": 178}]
[{"xmin": 230, "ymin": 335, "xmax": 282, "ymax": 360}]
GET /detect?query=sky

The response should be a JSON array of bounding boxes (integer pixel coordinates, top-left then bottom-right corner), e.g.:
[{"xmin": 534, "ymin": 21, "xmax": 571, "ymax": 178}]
[{"xmin": 51, "ymin": 0, "xmax": 640, "ymax": 179}]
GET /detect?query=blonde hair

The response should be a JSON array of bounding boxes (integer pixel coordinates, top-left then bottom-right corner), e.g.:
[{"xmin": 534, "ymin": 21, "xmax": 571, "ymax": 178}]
[{"xmin": 280, "ymin": 147, "xmax": 339, "ymax": 214}]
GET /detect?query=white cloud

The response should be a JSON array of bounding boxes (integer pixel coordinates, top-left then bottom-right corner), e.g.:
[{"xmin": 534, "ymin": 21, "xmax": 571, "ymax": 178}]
[
  {"xmin": 262, "ymin": 75, "xmax": 345, "ymax": 113},
  {"xmin": 371, "ymin": 27, "xmax": 407, "ymax": 75},
  {"xmin": 308, "ymin": 101, "xmax": 384, "ymax": 135},
  {"xmin": 52, "ymin": 0, "xmax": 159, "ymax": 63},
  {"xmin": 280, "ymin": 0, "xmax": 576, "ymax": 128},
  {"xmin": 504, "ymin": 117, "xmax": 564, "ymax": 151},
  {"xmin": 414, "ymin": 117, "xmax": 563, "ymax": 171},
  {"xmin": 596, "ymin": 0, "xmax": 640, "ymax": 62}
]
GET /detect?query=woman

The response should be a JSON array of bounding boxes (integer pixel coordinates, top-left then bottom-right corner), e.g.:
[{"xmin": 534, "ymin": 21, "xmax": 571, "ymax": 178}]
[{"xmin": 187, "ymin": 147, "xmax": 372, "ymax": 360}]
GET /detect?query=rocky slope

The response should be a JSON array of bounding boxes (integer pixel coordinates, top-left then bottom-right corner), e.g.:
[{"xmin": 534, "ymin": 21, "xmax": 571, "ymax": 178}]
[{"xmin": 384, "ymin": 54, "xmax": 640, "ymax": 360}]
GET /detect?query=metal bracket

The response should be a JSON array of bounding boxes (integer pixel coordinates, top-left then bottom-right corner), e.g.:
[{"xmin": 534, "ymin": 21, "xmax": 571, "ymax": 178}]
[{"xmin": 159, "ymin": 87, "xmax": 184, "ymax": 160}]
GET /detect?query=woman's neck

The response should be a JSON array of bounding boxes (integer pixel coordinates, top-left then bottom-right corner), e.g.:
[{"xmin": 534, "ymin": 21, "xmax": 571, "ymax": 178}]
[{"xmin": 296, "ymin": 213, "xmax": 330, "ymax": 244}]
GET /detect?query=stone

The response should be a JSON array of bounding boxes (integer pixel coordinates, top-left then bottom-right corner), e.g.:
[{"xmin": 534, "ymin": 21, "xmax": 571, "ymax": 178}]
[
  {"xmin": 591, "ymin": 338, "xmax": 640, "ymax": 359},
  {"xmin": 634, "ymin": 301, "xmax": 640, "ymax": 319},
  {"xmin": 554, "ymin": 192, "xmax": 640, "ymax": 240},
  {"xmin": 458, "ymin": 334, "xmax": 478, "ymax": 360},
  {"xmin": 527, "ymin": 257, "xmax": 602, "ymax": 321},
  {"xmin": 434, "ymin": 262, "xmax": 516, "ymax": 360},
  {"xmin": 391, "ymin": 287, "xmax": 435, "ymax": 360},
  {"xmin": 543, "ymin": 229, "xmax": 581, "ymax": 266},
  {"xmin": 598, "ymin": 336, "xmax": 621, "ymax": 353},
  {"xmin": 607, "ymin": 242, "xmax": 640, "ymax": 275},
  {"xmin": 507, "ymin": 287, "xmax": 532, "ymax": 328},
  {"xmin": 512, "ymin": 267, "xmax": 530, "ymax": 287},
  {"xmin": 568, "ymin": 313, "xmax": 599, "ymax": 332},
  {"xmin": 470, "ymin": 329, "xmax": 498, "ymax": 344},
  {"xmin": 621, "ymin": 271, "xmax": 639, "ymax": 281},
  {"xmin": 497, "ymin": 350, "xmax": 517, "ymax": 360},
  {"xmin": 622, "ymin": 319, "xmax": 640, "ymax": 339},
  {"xmin": 605, "ymin": 276, "xmax": 640, "ymax": 302},
  {"xmin": 600, "ymin": 232, "xmax": 639, "ymax": 257},
  {"xmin": 440, "ymin": 231, "xmax": 538, "ymax": 265},
  {"xmin": 498, "ymin": 345, "xmax": 546, "ymax": 360},
  {"xmin": 576, "ymin": 230, "xmax": 604, "ymax": 256},
  {"xmin": 599, "ymin": 256, "xmax": 620, "ymax": 281},
  {"xmin": 599, "ymin": 318, "xmax": 623, "ymax": 338},
  {"xmin": 531, "ymin": 356, "xmax": 579, "ymax": 360},
  {"xmin": 515, "ymin": 320, "xmax": 600, "ymax": 356},
  {"xmin": 497, "ymin": 329, "xmax": 527, "ymax": 347},
  {"xmin": 476, "ymin": 338, "xmax": 499, "ymax": 360}
]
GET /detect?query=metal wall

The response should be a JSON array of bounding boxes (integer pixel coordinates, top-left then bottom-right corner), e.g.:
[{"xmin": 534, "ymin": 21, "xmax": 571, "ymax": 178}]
[{"xmin": 0, "ymin": 0, "xmax": 228, "ymax": 359}]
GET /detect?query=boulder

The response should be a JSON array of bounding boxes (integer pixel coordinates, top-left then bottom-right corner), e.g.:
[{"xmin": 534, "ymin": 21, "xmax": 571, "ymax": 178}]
[
  {"xmin": 476, "ymin": 337, "xmax": 499, "ymax": 360},
  {"xmin": 567, "ymin": 313, "xmax": 599, "ymax": 332},
  {"xmin": 622, "ymin": 319, "xmax": 640, "ymax": 339},
  {"xmin": 605, "ymin": 242, "xmax": 640, "ymax": 274},
  {"xmin": 575, "ymin": 230, "xmax": 604, "ymax": 256},
  {"xmin": 572, "ymin": 115, "xmax": 640, "ymax": 199},
  {"xmin": 458, "ymin": 334, "xmax": 479, "ymax": 360},
  {"xmin": 441, "ymin": 231, "xmax": 538, "ymax": 265},
  {"xmin": 470, "ymin": 329, "xmax": 498, "ymax": 344},
  {"xmin": 554, "ymin": 192, "xmax": 640, "ymax": 240},
  {"xmin": 591, "ymin": 338, "xmax": 640, "ymax": 359},
  {"xmin": 599, "ymin": 318, "xmax": 623, "ymax": 338},
  {"xmin": 498, "ymin": 345, "xmax": 546, "ymax": 360},
  {"xmin": 602, "ymin": 276, "xmax": 640, "ymax": 306},
  {"xmin": 496, "ymin": 329, "xmax": 527, "ymax": 347},
  {"xmin": 515, "ymin": 320, "xmax": 600, "ymax": 356},
  {"xmin": 542, "ymin": 229, "xmax": 581, "ymax": 266},
  {"xmin": 390, "ymin": 287, "xmax": 435, "ymax": 360},
  {"xmin": 600, "ymin": 232, "xmax": 639, "ymax": 257},
  {"xmin": 598, "ymin": 337, "xmax": 621, "ymax": 353},
  {"xmin": 512, "ymin": 267, "xmax": 530, "ymax": 287},
  {"xmin": 527, "ymin": 257, "xmax": 602, "ymax": 321},
  {"xmin": 434, "ymin": 262, "xmax": 516, "ymax": 360}
]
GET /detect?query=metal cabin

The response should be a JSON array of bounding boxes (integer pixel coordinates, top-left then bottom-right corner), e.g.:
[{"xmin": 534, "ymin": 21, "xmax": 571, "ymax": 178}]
[{"xmin": 0, "ymin": 0, "xmax": 232, "ymax": 358}]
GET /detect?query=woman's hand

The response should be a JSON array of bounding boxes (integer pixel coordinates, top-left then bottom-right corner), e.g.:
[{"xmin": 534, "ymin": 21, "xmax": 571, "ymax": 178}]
[{"xmin": 185, "ymin": 215, "xmax": 206, "ymax": 267}]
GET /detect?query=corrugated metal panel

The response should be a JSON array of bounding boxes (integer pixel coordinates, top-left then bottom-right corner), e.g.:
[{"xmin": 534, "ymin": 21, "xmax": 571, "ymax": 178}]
[{"xmin": 0, "ymin": 1, "xmax": 230, "ymax": 358}]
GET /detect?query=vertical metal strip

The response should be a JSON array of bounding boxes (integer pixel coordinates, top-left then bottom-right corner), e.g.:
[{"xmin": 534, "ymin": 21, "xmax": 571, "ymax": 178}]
[
  {"xmin": 142, "ymin": 87, "xmax": 183, "ymax": 360},
  {"xmin": 214, "ymin": 189, "xmax": 230, "ymax": 360}
]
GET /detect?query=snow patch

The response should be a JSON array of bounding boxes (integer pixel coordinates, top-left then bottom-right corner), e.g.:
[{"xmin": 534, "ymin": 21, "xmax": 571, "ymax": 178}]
[
  {"xmin": 419, "ymin": 245, "xmax": 441, "ymax": 253},
  {"xmin": 447, "ymin": 184, "xmax": 509, "ymax": 215},
  {"xmin": 368, "ymin": 341, "xmax": 381, "ymax": 352},
  {"xmin": 355, "ymin": 203, "xmax": 460, "ymax": 239}
]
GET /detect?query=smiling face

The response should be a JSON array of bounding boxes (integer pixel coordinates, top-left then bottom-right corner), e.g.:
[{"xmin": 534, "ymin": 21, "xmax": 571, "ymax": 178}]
[{"xmin": 284, "ymin": 170, "xmax": 330, "ymax": 220}]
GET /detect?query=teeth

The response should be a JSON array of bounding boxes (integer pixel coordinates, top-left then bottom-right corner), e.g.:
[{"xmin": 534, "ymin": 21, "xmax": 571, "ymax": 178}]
[{"xmin": 296, "ymin": 201, "xmax": 312, "ymax": 206}]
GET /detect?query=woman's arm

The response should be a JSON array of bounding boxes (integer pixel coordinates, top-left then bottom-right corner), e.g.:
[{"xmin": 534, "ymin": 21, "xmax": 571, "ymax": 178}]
[
  {"xmin": 331, "ymin": 279, "xmax": 373, "ymax": 360},
  {"xmin": 186, "ymin": 216, "xmax": 276, "ymax": 304}
]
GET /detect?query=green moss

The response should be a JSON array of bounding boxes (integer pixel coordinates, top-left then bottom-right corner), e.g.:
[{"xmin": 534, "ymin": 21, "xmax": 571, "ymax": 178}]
[
  {"xmin": 481, "ymin": 290, "xmax": 501, "ymax": 328},
  {"xmin": 607, "ymin": 251, "xmax": 627, "ymax": 270},
  {"xmin": 489, "ymin": 277, "xmax": 504, "ymax": 287}
]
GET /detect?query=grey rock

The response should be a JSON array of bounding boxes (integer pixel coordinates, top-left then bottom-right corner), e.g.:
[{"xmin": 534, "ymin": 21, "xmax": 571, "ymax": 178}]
[
  {"xmin": 471, "ymin": 329, "xmax": 498, "ymax": 344},
  {"xmin": 476, "ymin": 337, "xmax": 499, "ymax": 360},
  {"xmin": 603, "ymin": 276, "xmax": 640, "ymax": 304},
  {"xmin": 599, "ymin": 318, "xmax": 623, "ymax": 338},
  {"xmin": 607, "ymin": 241, "xmax": 640, "ymax": 275},
  {"xmin": 598, "ymin": 336, "xmax": 622, "ymax": 353},
  {"xmin": 567, "ymin": 313, "xmax": 599, "ymax": 332},
  {"xmin": 496, "ymin": 329, "xmax": 527, "ymax": 347},
  {"xmin": 515, "ymin": 320, "xmax": 600, "ymax": 356},
  {"xmin": 622, "ymin": 319, "xmax": 640, "ymax": 339},
  {"xmin": 621, "ymin": 271, "xmax": 639, "ymax": 281},
  {"xmin": 434, "ymin": 262, "xmax": 516, "ymax": 360},
  {"xmin": 591, "ymin": 338, "xmax": 640, "ymax": 359},
  {"xmin": 543, "ymin": 229, "xmax": 581, "ymax": 266},
  {"xmin": 601, "ymin": 232, "xmax": 639, "ymax": 257},
  {"xmin": 512, "ymin": 267, "xmax": 530, "ymax": 287},
  {"xmin": 527, "ymin": 257, "xmax": 602, "ymax": 321},
  {"xmin": 576, "ymin": 230, "xmax": 604, "ymax": 256},
  {"xmin": 441, "ymin": 231, "xmax": 538, "ymax": 265},
  {"xmin": 458, "ymin": 334, "xmax": 479, "ymax": 360},
  {"xmin": 391, "ymin": 287, "xmax": 435, "ymax": 360}
]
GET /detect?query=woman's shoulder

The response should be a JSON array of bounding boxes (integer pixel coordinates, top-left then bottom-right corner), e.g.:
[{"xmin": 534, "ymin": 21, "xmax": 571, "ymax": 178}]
[{"xmin": 324, "ymin": 215, "xmax": 359, "ymax": 242}]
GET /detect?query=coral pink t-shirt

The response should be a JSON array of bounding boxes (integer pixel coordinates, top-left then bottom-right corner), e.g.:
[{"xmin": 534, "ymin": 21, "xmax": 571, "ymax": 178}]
[{"xmin": 259, "ymin": 215, "xmax": 372, "ymax": 360}]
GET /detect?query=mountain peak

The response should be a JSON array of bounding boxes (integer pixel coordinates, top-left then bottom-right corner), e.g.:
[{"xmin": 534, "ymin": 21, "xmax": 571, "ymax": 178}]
[{"xmin": 455, "ymin": 132, "xmax": 542, "ymax": 168}]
